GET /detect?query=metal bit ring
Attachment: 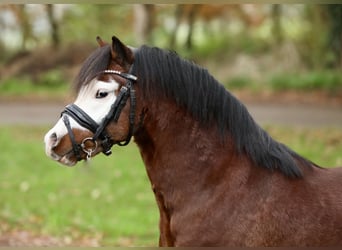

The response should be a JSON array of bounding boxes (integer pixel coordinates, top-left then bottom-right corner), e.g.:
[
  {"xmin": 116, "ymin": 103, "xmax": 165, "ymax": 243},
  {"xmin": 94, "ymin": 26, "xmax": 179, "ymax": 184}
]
[{"xmin": 80, "ymin": 137, "xmax": 98, "ymax": 159}]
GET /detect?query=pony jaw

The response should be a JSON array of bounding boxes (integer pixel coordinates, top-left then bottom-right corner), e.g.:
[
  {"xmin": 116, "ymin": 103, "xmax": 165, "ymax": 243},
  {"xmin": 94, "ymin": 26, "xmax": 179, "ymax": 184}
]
[{"xmin": 57, "ymin": 154, "xmax": 78, "ymax": 167}]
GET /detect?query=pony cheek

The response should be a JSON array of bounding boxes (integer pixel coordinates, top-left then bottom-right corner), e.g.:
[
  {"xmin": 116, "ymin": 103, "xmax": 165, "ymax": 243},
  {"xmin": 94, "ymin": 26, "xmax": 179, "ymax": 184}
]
[{"xmin": 106, "ymin": 121, "xmax": 130, "ymax": 142}]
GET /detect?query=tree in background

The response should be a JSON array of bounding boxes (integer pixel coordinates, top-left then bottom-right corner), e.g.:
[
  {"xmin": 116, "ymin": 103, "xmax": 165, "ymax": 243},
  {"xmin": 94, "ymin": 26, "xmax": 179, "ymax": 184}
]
[
  {"xmin": 0, "ymin": 4, "xmax": 341, "ymax": 72},
  {"xmin": 46, "ymin": 4, "xmax": 60, "ymax": 49},
  {"xmin": 326, "ymin": 4, "xmax": 342, "ymax": 68},
  {"xmin": 133, "ymin": 4, "xmax": 155, "ymax": 44},
  {"xmin": 271, "ymin": 4, "xmax": 283, "ymax": 45},
  {"xmin": 299, "ymin": 5, "xmax": 342, "ymax": 70},
  {"xmin": 0, "ymin": 5, "xmax": 35, "ymax": 51},
  {"xmin": 170, "ymin": 5, "xmax": 234, "ymax": 50}
]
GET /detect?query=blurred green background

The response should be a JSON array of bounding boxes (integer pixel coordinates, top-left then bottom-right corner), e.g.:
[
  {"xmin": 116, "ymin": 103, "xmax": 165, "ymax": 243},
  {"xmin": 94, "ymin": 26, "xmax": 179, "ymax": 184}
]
[
  {"xmin": 0, "ymin": 4, "xmax": 341, "ymax": 96},
  {"xmin": 0, "ymin": 4, "xmax": 341, "ymax": 246}
]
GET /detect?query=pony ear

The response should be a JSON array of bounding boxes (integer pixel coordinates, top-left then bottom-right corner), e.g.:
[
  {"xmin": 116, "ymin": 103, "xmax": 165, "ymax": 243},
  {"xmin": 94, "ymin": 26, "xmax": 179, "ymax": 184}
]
[
  {"xmin": 96, "ymin": 36, "xmax": 107, "ymax": 47},
  {"xmin": 111, "ymin": 36, "xmax": 134, "ymax": 66}
]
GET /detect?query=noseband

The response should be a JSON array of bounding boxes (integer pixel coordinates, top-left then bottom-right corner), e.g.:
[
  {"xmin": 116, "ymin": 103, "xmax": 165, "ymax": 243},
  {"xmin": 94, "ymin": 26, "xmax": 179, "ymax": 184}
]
[{"xmin": 61, "ymin": 69, "xmax": 138, "ymax": 161}]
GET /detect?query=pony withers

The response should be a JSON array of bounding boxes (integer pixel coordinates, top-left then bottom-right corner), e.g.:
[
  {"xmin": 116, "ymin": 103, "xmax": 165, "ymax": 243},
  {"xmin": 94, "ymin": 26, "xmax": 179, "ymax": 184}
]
[{"xmin": 44, "ymin": 36, "xmax": 342, "ymax": 246}]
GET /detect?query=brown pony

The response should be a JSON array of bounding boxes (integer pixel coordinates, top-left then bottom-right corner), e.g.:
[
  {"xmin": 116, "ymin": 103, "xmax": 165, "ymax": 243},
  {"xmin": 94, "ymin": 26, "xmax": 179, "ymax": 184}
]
[{"xmin": 44, "ymin": 36, "xmax": 342, "ymax": 246}]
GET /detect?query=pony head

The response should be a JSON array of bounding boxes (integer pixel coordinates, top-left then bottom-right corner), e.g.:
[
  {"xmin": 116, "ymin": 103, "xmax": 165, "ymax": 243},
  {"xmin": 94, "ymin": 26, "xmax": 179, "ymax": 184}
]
[{"xmin": 44, "ymin": 36, "xmax": 137, "ymax": 166}]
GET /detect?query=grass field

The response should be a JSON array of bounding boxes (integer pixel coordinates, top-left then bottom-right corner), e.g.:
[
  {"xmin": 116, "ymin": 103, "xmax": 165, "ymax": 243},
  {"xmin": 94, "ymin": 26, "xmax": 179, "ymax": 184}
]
[
  {"xmin": 0, "ymin": 126, "xmax": 158, "ymax": 246},
  {"xmin": 0, "ymin": 125, "xmax": 341, "ymax": 246}
]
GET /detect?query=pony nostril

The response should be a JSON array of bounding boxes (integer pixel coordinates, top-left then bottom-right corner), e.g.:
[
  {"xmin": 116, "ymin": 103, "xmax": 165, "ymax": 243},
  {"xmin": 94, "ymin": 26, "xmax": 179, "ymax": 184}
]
[
  {"xmin": 44, "ymin": 131, "xmax": 61, "ymax": 160},
  {"xmin": 49, "ymin": 132, "xmax": 59, "ymax": 147},
  {"xmin": 51, "ymin": 132, "xmax": 57, "ymax": 141}
]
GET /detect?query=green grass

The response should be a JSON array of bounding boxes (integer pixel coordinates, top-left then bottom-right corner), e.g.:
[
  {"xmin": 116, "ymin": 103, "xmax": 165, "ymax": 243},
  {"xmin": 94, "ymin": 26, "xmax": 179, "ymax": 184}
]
[
  {"xmin": 264, "ymin": 125, "xmax": 342, "ymax": 168},
  {"xmin": 0, "ymin": 125, "xmax": 341, "ymax": 246},
  {"xmin": 0, "ymin": 126, "xmax": 158, "ymax": 246}
]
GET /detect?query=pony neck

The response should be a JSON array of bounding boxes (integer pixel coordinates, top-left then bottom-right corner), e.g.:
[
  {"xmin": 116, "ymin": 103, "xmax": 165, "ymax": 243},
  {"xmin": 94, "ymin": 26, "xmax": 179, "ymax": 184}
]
[{"xmin": 133, "ymin": 98, "xmax": 251, "ymax": 200}]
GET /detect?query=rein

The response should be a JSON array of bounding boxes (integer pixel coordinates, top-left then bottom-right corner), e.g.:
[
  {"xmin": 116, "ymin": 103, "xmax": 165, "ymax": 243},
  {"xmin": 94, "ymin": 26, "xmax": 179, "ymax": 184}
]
[{"xmin": 61, "ymin": 68, "xmax": 137, "ymax": 161}]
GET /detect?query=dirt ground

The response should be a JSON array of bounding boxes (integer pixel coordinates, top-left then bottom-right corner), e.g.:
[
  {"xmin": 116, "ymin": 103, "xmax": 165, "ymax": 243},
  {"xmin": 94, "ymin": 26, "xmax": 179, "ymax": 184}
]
[{"xmin": 0, "ymin": 230, "xmax": 101, "ymax": 247}]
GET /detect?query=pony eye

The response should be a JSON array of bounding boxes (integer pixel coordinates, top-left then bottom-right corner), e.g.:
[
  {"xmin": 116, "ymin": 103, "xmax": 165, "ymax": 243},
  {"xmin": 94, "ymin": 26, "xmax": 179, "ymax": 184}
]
[{"xmin": 95, "ymin": 90, "xmax": 108, "ymax": 99}]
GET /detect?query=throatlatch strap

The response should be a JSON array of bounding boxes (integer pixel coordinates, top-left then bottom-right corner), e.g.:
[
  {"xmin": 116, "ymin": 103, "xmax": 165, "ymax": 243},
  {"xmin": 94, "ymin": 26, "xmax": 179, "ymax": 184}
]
[{"xmin": 118, "ymin": 81, "xmax": 136, "ymax": 146}]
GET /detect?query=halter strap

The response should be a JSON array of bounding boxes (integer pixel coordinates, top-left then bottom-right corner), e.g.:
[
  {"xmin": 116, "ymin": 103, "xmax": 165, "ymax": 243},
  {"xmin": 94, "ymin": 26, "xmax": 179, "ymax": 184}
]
[
  {"xmin": 62, "ymin": 114, "xmax": 82, "ymax": 161},
  {"xmin": 61, "ymin": 68, "xmax": 137, "ymax": 160},
  {"xmin": 62, "ymin": 104, "xmax": 98, "ymax": 133}
]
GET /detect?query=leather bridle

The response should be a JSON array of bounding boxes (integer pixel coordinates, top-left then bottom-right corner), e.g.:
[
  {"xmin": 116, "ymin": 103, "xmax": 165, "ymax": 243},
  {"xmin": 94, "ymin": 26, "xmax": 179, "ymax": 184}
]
[{"xmin": 61, "ymin": 68, "xmax": 138, "ymax": 161}]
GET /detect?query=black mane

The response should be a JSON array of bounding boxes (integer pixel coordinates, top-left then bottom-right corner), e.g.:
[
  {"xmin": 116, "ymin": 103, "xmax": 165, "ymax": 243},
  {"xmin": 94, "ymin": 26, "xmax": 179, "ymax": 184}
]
[
  {"xmin": 75, "ymin": 45, "xmax": 111, "ymax": 92},
  {"xmin": 133, "ymin": 46, "xmax": 316, "ymax": 178},
  {"xmin": 75, "ymin": 44, "xmax": 316, "ymax": 178}
]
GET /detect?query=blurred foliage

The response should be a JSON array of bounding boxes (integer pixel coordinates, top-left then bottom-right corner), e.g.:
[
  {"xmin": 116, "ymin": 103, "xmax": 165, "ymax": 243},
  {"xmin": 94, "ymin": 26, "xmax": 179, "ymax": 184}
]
[
  {"xmin": 226, "ymin": 75, "xmax": 252, "ymax": 90},
  {"xmin": 268, "ymin": 70, "xmax": 342, "ymax": 92},
  {"xmin": 186, "ymin": 32, "xmax": 270, "ymax": 62},
  {"xmin": 60, "ymin": 5, "xmax": 135, "ymax": 45},
  {"xmin": 296, "ymin": 5, "xmax": 341, "ymax": 69},
  {"xmin": 37, "ymin": 69, "xmax": 65, "ymax": 87},
  {"xmin": 0, "ymin": 4, "xmax": 341, "ymax": 92},
  {"xmin": 226, "ymin": 70, "xmax": 342, "ymax": 94},
  {"xmin": 0, "ymin": 74, "xmax": 68, "ymax": 99}
]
